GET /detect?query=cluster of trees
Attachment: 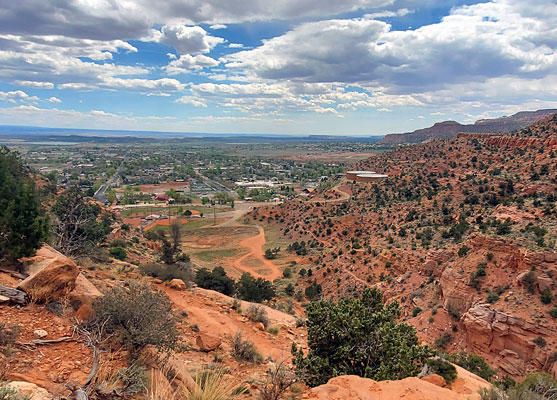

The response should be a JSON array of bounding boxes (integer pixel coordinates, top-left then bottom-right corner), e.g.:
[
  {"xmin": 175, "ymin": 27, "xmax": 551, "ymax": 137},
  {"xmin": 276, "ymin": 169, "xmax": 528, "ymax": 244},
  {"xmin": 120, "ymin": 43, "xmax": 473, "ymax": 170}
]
[
  {"xmin": 287, "ymin": 241, "xmax": 308, "ymax": 255},
  {"xmin": 195, "ymin": 267, "xmax": 275, "ymax": 303}
]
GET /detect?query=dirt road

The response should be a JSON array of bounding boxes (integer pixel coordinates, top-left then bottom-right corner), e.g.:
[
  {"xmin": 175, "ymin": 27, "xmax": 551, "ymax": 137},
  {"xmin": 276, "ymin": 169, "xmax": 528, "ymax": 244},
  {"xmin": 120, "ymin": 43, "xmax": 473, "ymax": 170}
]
[{"xmin": 233, "ymin": 225, "xmax": 285, "ymax": 281}]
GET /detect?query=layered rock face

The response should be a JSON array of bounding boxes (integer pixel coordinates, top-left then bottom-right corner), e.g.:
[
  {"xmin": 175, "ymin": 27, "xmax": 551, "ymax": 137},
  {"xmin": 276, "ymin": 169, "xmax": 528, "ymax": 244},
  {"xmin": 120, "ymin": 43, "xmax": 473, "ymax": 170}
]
[{"xmin": 462, "ymin": 304, "xmax": 556, "ymax": 376}]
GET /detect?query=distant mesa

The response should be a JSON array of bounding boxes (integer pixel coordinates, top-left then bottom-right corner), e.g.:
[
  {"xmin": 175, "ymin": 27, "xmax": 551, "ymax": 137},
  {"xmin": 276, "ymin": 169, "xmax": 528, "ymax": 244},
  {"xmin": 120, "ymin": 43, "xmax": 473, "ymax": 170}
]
[
  {"xmin": 346, "ymin": 170, "xmax": 388, "ymax": 182},
  {"xmin": 380, "ymin": 109, "xmax": 557, "ymax": 145}
]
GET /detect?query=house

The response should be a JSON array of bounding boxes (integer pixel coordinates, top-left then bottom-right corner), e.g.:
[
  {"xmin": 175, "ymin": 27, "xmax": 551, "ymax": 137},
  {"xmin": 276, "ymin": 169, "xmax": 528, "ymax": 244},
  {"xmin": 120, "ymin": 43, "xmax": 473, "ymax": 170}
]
[{"xmin": 154, "ymin": 194, "xmax": 170, "ymax": 202}]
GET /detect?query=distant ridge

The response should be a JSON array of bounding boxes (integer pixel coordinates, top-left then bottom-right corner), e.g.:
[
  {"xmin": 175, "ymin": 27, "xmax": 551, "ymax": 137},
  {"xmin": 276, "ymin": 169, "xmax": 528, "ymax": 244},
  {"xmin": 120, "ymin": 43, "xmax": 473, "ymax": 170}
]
[{"xmin": 380, "ymin": 109, "xmax": 557, "ymax": 145}]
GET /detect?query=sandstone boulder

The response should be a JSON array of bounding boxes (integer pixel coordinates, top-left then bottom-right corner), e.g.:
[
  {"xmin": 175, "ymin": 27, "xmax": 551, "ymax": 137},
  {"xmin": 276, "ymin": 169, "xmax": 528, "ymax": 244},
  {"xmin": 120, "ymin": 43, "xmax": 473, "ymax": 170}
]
[
  {"xmin": 67, "ymin": 273, "xmax": 103, "ymax": 310},
  {"xmin": 421, "ymin": 374, "xmax": 447, "ymax": 387},
  {"xmin": 169, "ymin": 279, "xmax": 186, "ymax": 290},
  {"xmin": 537, "ymin": 274, "xmax": 554, "ymax": 292},
  {"xmin": 5, "ymin": 381, "xmax": 52, "ymax": 400},
  {"xmin": 196, "ymin": 332, "xmax": 222, "ymax": 352},
  {"xmin": 17, "ymin": 256, "xmax": 79, "ymax": 302}
]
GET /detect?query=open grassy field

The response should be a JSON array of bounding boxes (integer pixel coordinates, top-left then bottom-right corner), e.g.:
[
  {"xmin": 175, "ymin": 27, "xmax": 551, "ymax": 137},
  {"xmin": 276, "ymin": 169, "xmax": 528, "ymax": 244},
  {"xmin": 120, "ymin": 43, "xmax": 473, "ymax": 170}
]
[
  {"xmin": 147, "ymin": 218, "xmax": 226, "ymax": 232},
  {"xmin": 119, "ymin": 205, "xmax": 228, "ymax": 218},
  {"xmin": 193, "ymin": 248, "xmax": 245, "ymax": 262}
]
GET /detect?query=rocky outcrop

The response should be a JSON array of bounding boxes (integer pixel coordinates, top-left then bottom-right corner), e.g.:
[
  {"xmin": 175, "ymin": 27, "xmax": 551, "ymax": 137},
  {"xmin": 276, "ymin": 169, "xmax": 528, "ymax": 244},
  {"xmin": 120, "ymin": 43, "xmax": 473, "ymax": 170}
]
[
  {"xmin": 462, "ymin": 304, "xmax": 556, "ymax": 376},
  {"xmin": 304, "ymin": 366, "xmax": 491, "ymax": 400},
  {"xmin": 421, "ymin": 250, "xmax": 454, "ymax": 277},
  {"xmin": 485, "ymin": 136, "xmax": 557, "ymax": 149},
  {"xmin": 5, "ymin": 381, "xmax": 53, "ymax": 400},
  {"xmin": 17, "ymin": 256, "xmax": 79, "ymax": 303},
  {"xmin": 17, "ymin": 245, "xmax": 101, "ymax": 308},
  {"xmin": 439, "ymin": 267, "xmax": 479, "ymax": 315}
]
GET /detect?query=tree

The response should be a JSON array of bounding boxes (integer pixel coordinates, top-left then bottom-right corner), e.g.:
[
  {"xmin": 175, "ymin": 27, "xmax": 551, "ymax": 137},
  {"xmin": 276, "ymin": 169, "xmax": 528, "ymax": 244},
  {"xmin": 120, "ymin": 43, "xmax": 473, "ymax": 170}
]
[
  {"xmin": 195, "ymin": 266, "xmax": 235, "ymax": 296},
  {"xmin": 293, "ymin": 288, "xmax": 433, "ymax": 387},
  {"xmin": 237, "ymin": 273, "xmax": 275, "ymax": 303},
  {"xmin": 0, "ymin": 147, "xmax": 48, "ymax": 264},
  {"xmin": 52, "ymin": 186, "xmax": 112, "ymax": 255}
]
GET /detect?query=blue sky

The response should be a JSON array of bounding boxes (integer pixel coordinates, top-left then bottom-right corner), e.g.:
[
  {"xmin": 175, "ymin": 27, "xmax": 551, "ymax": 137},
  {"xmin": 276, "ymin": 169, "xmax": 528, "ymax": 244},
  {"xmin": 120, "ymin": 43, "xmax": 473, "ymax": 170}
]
[{"xmin": 0, "ymin": 0, "xmax": 555, "ymax": 135}]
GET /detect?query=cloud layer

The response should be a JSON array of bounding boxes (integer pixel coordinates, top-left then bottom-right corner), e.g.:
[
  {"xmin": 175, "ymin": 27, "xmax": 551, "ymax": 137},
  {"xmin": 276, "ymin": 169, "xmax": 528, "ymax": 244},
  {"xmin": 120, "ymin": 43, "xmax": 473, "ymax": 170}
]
[{"xmin": 0, "ymin": 0, "xmax": 555, "ymax": 132}]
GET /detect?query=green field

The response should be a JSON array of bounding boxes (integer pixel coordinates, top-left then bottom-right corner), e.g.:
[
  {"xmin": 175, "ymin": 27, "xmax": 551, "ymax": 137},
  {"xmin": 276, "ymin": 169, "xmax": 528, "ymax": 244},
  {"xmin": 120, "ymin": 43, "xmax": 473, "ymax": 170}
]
[
  {"xmin": 193, "ymin": 248, "xmax": 244, "ymax": 262},
  {"xmin": 120, "ymin": 205, "xmax": 228, "ymax": 217}
]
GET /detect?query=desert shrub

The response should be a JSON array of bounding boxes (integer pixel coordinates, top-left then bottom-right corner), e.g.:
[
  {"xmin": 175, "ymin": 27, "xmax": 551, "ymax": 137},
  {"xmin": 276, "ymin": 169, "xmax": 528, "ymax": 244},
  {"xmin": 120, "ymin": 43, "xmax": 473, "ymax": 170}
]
[
  {"xmin": 231, "ymin": 332, "xmax": 263, "ymax": 364},
  {"xmin": 534, "ymin": 336, "xmax": 547, "ymax": 348},
  {"xmin": 0, "ymin": 323, "xmax": 20, "ymax": 346},
  {"xmin": 447, "ymin": 352, "xmax": 495, "ymax": 381},
  {"xmin": 412, "ymin": 307, "xmax": 422, "ymax": 317},
  {"xmin": 480, "ymin": 373, "xmax": 557, "ymax": 400},
  {"xmin": 237, "ymin": 273, "xmax": 275, "ymax": 303},
  {"xmin": 259, "ymin": 362, "xmax": 297, "ymax": 400},
  {"xmin": 434, "ymin": 333, "xmax": 452, "ymax": 349},
  {"xmin": 447, "ymin": 305, "xmax": 461, "ymax": 321},
  {"xmin": 458, "ymin": 245, "xmax": 470, "ymax": 257},
  {"xmin": 140, "ymin": 262, "xmax": 194, "ymax": 284},
  {"xmin": 247, "ymin": 304, "xmax": 270, "ymax": 328},
  {"xmin": 109, "ymin": 247, "xmax": 127, "ymax": 260},
  {"xmin": 487, "ymin": 292, "xmax": 500, "ymax": 303},
  {"xmin": 181, "ymin": 368, "xmax": 246, "ymax": 400},
  {"xmin": 540, "ymin": 289, "xmax": 552, "ymax": 304},
  {"xmin": 549, "ymin": 309, "xmax": 557, "ymax": 318},
  {"xmin": 195, "ymin": 266, "xmax": 235, "ymax": 296},
  {"xmin": 426, "ymin": 359, "xmax": 457, "ymax": 384},
  {"xmin": 92, "ymin": 283, "xmax": 181, "ymax": 355},
  {"xmin": 293, "ymin": 288, "xmax": 433, "ymax": 387},
  {"xmin": 304, "ymin": 281, "xmax": 322, "ymax": 301},
  {"xmin": 267, "ymin": 326, "xmax": 279, "ymax": 335},
  {"xmin": 116, "ymin": 361, "xmax": 148, "ymax": 396},
  {"xmin": 522, "ymin": 271, "xmax": 536, "ymax": 294},
  {"xmin": 0, "ymin": 385, "xmax": 30, "ymax": 400}
]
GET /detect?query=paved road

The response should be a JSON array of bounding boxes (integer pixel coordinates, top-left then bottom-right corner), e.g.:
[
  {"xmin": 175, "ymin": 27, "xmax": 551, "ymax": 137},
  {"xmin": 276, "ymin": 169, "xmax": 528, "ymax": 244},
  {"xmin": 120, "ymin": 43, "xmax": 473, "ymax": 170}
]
[{"xmin": 94, "ymin": 162, "xmax": 124, "ymax": 204}]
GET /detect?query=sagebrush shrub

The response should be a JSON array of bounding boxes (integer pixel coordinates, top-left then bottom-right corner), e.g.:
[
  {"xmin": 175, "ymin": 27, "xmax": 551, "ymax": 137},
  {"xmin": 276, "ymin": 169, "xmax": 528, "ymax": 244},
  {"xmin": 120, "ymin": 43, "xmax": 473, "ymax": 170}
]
[{"xmin": 92, "ymin": 283, "xmax": 181, "ymax": 355}]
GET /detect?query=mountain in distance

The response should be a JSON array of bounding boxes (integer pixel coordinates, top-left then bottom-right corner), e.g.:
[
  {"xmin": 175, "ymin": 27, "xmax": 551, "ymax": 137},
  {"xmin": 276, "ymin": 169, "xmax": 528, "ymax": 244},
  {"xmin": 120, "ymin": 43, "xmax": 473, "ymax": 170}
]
[{"xmin": 380, "ymin": 109, "xmax": 557, "ymax": 145}]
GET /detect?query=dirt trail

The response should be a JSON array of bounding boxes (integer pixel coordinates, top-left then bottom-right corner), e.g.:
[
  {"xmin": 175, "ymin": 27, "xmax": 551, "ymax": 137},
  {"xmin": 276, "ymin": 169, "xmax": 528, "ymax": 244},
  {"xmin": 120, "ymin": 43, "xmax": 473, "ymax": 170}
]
[
  {"xmin": 309, "ymin": 184, "xmax": 351, "ymax": 203},
  {"xmin": 160, "ymin": 286, "xmax": 299, "ymax": 361},
  {"xmin": 233, "ymin": 225, "xmax": 286, "ymax": 281}
]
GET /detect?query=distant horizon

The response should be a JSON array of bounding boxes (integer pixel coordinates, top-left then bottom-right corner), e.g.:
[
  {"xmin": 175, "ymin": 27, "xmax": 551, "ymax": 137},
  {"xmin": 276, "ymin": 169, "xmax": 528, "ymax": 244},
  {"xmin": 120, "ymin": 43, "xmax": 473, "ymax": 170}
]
[
  {"xmin": 1, "ymin": 106, "xmax": 556, "ymax": 139},
  {"xmin": 0, "ymin": 124, "xmax": 384, "ymax": 138}
]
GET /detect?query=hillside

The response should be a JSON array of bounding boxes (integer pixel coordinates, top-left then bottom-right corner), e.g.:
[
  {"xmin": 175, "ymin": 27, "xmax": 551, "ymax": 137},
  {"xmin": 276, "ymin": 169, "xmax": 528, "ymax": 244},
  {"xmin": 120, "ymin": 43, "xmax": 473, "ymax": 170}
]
[
  {"xmin": 252, "ymin": 115, "xmax": 557, "ymax": 380},
  {"xmin": 380, "ymin": 109, "xmax": 557, "ymax": 145},
  {"xmin": 0, "ymin": 117, "xmax": 556, "ymax": 400}
]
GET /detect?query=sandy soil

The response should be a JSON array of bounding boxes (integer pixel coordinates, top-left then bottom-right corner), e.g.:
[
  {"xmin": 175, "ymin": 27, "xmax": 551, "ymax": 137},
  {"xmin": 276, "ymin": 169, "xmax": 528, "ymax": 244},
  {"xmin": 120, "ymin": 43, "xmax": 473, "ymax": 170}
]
[{"xmin": 233, "ymin": 225, "xmax": 286, "ymax": 281}]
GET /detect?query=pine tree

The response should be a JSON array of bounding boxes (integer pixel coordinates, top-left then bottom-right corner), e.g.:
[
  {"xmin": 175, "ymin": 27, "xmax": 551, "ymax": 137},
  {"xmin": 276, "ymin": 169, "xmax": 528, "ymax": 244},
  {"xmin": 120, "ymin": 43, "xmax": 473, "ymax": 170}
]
[
  {"xmin": 293, "ymin": 287, "xmax": 433, "ymax": 386},
  {"xmin": 0, "ymin": 146, "xmax": 48, "ymax": 264}
]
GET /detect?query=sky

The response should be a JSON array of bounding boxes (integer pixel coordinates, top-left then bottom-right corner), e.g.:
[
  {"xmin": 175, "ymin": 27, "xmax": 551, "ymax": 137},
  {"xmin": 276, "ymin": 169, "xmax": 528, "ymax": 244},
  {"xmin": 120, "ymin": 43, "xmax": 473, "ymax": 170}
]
[{"xmin": 0, "ymin": 0, "xmax": 556, "ymax": 136}]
